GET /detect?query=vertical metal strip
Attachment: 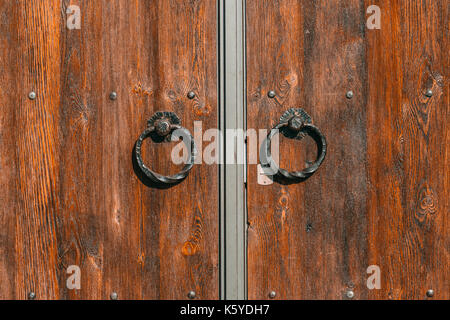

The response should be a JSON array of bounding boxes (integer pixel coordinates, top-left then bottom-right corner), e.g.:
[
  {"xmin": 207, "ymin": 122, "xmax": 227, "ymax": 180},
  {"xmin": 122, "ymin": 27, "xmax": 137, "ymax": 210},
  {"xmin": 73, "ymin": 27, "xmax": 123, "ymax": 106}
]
[{"xmin": 219, "ymin": 0, "xmax": 247, "ymax": 300}]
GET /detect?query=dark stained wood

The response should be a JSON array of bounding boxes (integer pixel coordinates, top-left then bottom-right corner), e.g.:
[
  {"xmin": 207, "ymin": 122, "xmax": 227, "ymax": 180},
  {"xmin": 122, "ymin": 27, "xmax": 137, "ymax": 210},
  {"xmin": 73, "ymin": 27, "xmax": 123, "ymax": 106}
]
[
  {"xmin": 246, "ymin": 0, "xmax": 448, "ymax": 300},
  {"xmin": 0, "ymin": 0, "xmax": 218, "ymax": 300}
]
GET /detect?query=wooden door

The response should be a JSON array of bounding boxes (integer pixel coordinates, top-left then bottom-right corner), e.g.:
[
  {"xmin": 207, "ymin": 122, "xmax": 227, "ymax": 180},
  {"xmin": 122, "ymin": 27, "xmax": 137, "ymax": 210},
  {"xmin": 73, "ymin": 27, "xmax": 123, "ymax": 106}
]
[
  {"xmin": 0, "ymin": 0, "xmax": 218, "ymax": 300},
  {"xmin": 246, "ymin": 0, "xmax": 448, "ymax": 300}
]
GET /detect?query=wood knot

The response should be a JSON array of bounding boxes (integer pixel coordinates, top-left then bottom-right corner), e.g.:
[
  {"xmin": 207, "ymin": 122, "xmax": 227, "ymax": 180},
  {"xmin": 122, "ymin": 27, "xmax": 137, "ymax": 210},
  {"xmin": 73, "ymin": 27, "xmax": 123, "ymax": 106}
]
[
  {"xmin": 181, "ymin": 242, "xmax": 198, "ymax": 256},
  {"xmin": 193, "ymin": 102, "xmax": 211, "ymax": 117},
  {"xmin": 415, "ymin": 183, "xmax": 438, "ymax": 223},
  {"xmin": 132, "ymin": 83, "xmax": 153, "ymax": 97},
  {"xmin": 181, "ymin": 215, "xmax": 203, "ymax": 256},
  {"xmin": 418, "ymin": 189, "xmax": 437, "ymax": 215}
]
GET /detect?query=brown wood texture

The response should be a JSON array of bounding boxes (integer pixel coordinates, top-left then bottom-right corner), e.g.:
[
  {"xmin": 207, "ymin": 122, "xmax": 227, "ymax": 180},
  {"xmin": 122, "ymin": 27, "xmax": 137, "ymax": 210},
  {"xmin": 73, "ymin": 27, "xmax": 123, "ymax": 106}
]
[
  {"xmin": 246, "ymin": 0, "xmax": 448, "ymax": 300},
  {"xmin": 0, "ymin": 0, "xmax": 218, "ymax": 300}
]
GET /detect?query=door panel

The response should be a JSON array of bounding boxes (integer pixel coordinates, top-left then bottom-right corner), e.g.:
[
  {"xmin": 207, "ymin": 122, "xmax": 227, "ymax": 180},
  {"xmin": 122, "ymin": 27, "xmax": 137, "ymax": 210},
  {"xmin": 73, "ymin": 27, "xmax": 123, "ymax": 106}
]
[
  {"xmin": 246, "ymin": 0, "xmax": 448, "ymax": 300},
  {"xmin": 0, "ymin": 0, "xmax": 218, "ymax": 300}
]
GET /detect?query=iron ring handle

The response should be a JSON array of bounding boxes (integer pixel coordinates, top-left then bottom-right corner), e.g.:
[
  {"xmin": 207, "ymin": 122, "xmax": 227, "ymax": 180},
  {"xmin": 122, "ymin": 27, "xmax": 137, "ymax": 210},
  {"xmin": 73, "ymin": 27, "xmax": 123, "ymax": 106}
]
[
  {"xmin": 260, "ymin": 108, "xmax": 327, "ymax": 184},
  {"xmin": 134, "ymin": 112, "xmax": 196, "ymax": 186}
]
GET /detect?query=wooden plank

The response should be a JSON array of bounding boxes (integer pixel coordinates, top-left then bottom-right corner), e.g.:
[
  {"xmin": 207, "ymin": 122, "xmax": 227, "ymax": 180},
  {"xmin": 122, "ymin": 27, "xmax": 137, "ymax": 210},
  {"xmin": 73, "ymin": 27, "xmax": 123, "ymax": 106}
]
[
  {"xmin": 364, "ymin": 0, "xmax": 448, "ymax": 300},
  {"xmin": 246, "ymin": 0, "xmax": 448, "ymax": 300},
  {"xmin": 0, "ymin": 0, "xmax": 19, "ymax": 300},
  {"xmin": 0, "ymin": 0, "xmax": 218, "ymax": 300},
  {"xmin": 1, "ymin": 0, "xmax": 63, "ymax": 300}
]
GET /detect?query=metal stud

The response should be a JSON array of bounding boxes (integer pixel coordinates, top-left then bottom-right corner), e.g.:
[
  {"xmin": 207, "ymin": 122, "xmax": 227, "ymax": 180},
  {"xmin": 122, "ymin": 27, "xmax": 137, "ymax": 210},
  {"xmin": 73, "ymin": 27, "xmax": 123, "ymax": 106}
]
[
  {"xmin": 109, "ymin": 92, "xmax": 118, "ymax": 100},
  {"xmin": 346, "ymin": 91, "xmax": 354, "ymax": 99},
  {"xmin": 346, "ymin": 290, "xmax": 355, "ymax": 299},
  {"xmin": 110, "ymin": 292, "xmax": 118, "ymax": 300},
  {"xmin": 28, "ymin": 292, "xmax": 36, "ymax": 300},
  {"xmin": 28, "ymin": 92, "xmax": 37, "ymax": 100},
  {"xmin": 269, "ymin": 291, "xmax": 277, "ymax": 299},
  {"xmin": 268, "ymin": 91, "xmax": 276, "ymax": 99},
  {"xmin": 426, "ymin": 289, "xmax": 434, "ymax": 298},
  {"xmin": 425, "ymin": 89, "xmax": 433, "ymax": 98},
  {"xmin": 187, "ymin": 91, "xmax": 196, "ymax": 100},
  {"xmin": 187, "ymin": 291, "xmax": 196, "ymax": 299}
]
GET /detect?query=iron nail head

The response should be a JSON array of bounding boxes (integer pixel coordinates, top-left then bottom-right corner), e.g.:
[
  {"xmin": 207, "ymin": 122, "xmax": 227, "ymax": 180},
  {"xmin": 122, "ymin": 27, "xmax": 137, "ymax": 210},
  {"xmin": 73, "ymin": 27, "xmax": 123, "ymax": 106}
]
[
  {"xmin": 346, "ymin": 91, "xmax": 354, "ymax": 99},
  {"xmin": 346, "ymin": 290, "xmax": 355, "ymax": 299},
  {"xmin": 110, "ymin": 92, "xmax": 118, "ymax": 100},
  {"xmin": 187, "ymin": 91, "xmax": 196, "ymax": 99}
]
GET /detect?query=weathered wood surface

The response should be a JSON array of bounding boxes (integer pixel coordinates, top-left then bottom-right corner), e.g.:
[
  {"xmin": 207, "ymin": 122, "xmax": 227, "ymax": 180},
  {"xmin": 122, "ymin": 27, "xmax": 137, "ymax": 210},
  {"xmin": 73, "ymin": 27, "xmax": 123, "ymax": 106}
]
[
  {"xmin": 0, "ymin": 0, "xmax": 218, "ymax": 300},
  {"xmin": 246, "ymin": 0, "xmax": 448, "ymax": 299}
]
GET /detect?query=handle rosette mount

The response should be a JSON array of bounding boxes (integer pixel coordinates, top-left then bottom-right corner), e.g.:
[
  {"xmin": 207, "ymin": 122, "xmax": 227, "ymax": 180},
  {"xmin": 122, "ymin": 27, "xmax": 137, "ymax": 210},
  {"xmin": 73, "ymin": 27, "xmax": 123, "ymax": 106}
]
[
  {"xmin": 133, "ymin": 111, "xmax": 196, "ymax": 187},
  {"xmin": 260, "ymin": 108, "xmax": 327, "ymax": 184}
]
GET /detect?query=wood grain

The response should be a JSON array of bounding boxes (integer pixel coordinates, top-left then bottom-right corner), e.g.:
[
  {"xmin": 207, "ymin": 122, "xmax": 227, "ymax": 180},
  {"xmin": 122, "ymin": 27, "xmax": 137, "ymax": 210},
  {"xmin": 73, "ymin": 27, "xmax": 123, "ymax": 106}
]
[
  {"xmin": 246, "ymin": 0, "xmax": 448, "ymax": 300},
  {"xmin": 364, "ymin": 0, "xmax": 448, "ymax": 300},
  {"xmin": 0, "ymin": 0, "xmax": 218, "ymax": 300}
]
